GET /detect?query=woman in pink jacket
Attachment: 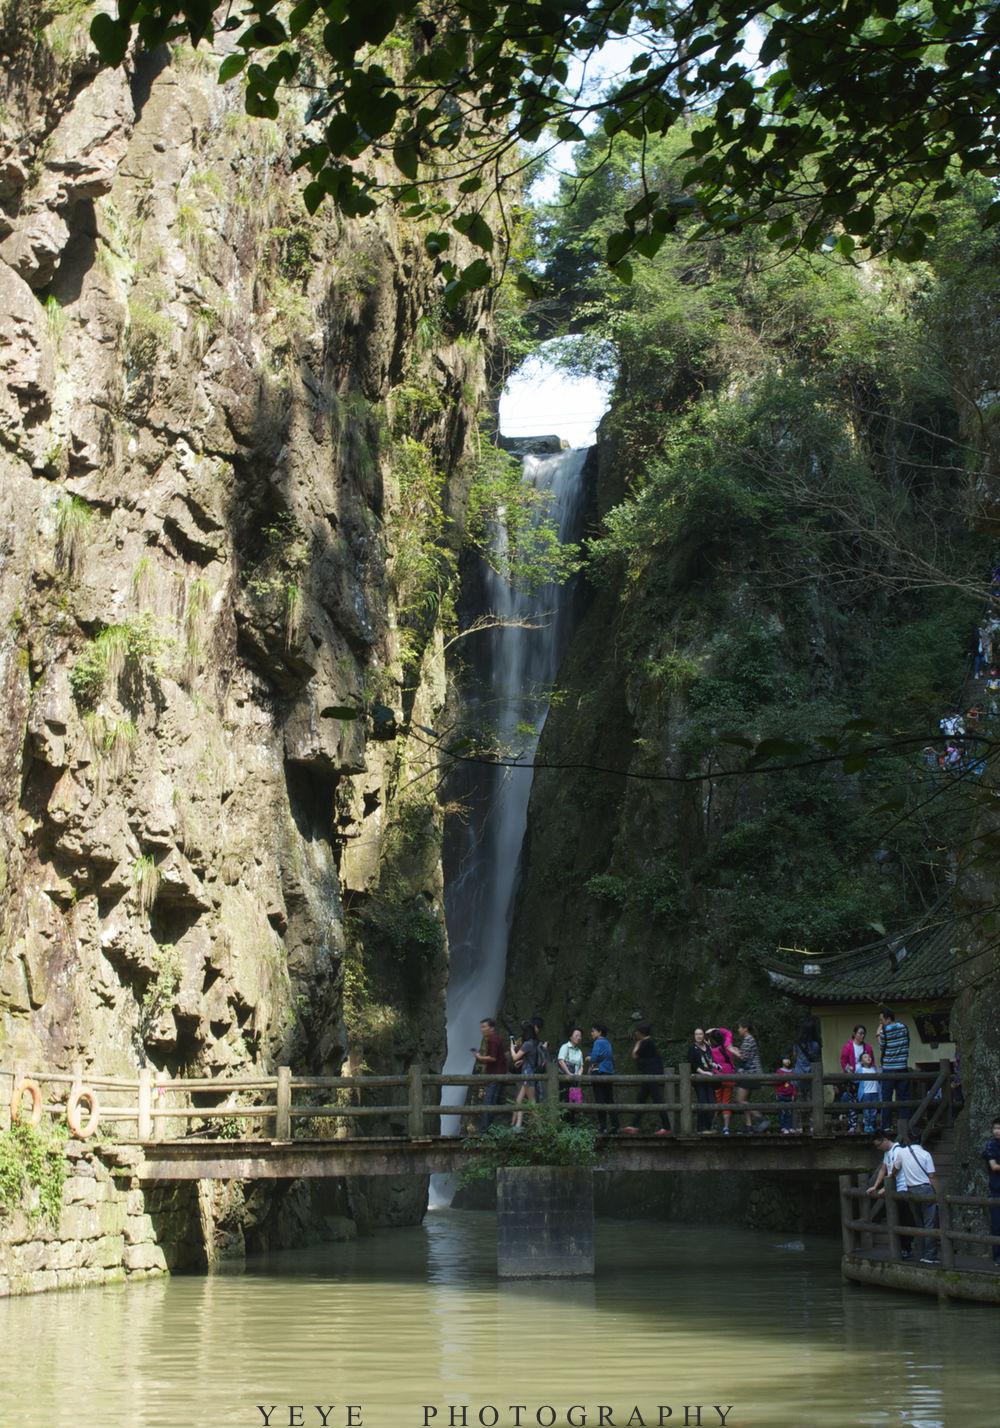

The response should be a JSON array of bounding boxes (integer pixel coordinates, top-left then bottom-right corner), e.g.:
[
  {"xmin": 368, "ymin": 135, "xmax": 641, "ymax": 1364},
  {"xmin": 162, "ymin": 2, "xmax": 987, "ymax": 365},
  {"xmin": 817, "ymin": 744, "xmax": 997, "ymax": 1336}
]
[
  {"xmin": 708, "ymin": 1027, "xmax": 736, "ymax": 1135},
  {"xmin": 840, "ymin": 1024, "xmax": 874, "ymax": 1132}
]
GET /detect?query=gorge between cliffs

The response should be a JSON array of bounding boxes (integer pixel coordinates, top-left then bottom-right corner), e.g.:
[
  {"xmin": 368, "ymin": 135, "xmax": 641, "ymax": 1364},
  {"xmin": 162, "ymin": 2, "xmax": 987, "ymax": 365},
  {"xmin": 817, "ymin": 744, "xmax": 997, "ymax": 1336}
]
[{"xmin": 2, "ymin": 0, "xmax": 1000, "ymax": 1317}]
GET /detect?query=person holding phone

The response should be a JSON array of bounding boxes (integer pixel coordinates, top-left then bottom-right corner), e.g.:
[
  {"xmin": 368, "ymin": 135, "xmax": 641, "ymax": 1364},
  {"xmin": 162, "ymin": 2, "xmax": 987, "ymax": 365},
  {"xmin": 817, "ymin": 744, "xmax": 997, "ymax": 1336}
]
[
  {"xmin": 509, "ymin": 1020, "xmax": 538, "ymax": 1128},
  {"xmin": 471, "ymin": 1017, "xmax": 507, "ymax": 1130}
]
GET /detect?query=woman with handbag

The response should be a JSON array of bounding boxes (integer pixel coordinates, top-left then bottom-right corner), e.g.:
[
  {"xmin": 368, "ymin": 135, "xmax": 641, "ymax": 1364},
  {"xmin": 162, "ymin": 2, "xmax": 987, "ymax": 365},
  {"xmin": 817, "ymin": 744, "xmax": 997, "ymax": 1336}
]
[{"xmin": 557, "ymin": 1027, "xmax": 585, "ymax": 1123}]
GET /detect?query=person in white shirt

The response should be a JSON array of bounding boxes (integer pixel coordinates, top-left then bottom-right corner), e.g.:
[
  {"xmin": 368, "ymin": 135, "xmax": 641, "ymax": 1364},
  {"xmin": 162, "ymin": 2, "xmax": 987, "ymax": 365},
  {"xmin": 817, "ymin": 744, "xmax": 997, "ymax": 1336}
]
[
  {"xmin": 557, "ymin": 1027, "xmax": 585, "ymax": 1123},
  {"xmin": 868, "ymin": 1130, "xmax": 940, "ymax": 1262},
  {"xmin": 868, "ymin": 1131, "xmax": 914, "ymax": 1257}
]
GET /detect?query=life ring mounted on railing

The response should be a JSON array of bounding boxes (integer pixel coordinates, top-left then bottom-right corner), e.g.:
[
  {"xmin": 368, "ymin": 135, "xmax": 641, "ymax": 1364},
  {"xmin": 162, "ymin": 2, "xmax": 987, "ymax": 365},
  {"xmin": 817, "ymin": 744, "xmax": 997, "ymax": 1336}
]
[
  {"xmin": 66, "ymin": 1084, "xmax": 100, "ymax": 1139},
  {"xmin": 9, "ymin": 1077, "xmax": 43, "ymax": 1127}
]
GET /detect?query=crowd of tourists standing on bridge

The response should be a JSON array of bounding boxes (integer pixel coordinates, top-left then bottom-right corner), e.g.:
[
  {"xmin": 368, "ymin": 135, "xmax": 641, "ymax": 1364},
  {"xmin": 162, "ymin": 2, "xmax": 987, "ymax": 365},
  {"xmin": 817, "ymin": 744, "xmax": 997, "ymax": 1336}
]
[
  {"xmin": 471, "ymin": 1009, "xmax": 1000, "ymax": 1268},
  {"xmin": 469, "ymin": 1006, "xmax": 922, "ymax": 1138},
  {"xmin": 922, "ymin": 609, "xmax": 1000, "ymax": 777}
]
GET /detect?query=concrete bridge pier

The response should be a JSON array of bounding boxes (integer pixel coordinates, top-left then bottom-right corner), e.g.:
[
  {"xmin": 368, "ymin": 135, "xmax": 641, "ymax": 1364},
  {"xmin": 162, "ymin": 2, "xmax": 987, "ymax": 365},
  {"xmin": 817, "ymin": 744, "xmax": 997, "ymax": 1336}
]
[{"xmin": 496, "ymin": 1166, "xmax": 595, "ymax": 1277}]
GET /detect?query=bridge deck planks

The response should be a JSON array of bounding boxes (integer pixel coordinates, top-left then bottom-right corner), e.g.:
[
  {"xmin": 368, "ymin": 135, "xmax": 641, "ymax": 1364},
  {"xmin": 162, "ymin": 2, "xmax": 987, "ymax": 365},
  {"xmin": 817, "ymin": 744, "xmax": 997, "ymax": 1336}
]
[{"xmin": 133, "ymin": 1133, "xmax": 878, "ymax": 1181}]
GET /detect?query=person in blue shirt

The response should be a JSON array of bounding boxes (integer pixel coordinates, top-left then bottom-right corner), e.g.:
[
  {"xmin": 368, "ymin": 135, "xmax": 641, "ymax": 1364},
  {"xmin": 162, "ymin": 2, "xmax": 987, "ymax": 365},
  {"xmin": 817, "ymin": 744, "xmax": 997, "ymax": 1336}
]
[
  {"xmin": 982, "ymin": 1116, "xmax": 1000, "ymax": 1264},
  {"xmin": 588, "ymin": 1022, "xmax": 619, "ymax": 1135}
]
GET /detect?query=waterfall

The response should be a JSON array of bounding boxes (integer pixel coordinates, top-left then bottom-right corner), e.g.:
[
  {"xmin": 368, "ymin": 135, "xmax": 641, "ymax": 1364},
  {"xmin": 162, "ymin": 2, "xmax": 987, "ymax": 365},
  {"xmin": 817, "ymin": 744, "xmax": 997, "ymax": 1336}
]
[{"xmin": 433, "ymin": 446, "xmax": 590, "ymax": 1185}]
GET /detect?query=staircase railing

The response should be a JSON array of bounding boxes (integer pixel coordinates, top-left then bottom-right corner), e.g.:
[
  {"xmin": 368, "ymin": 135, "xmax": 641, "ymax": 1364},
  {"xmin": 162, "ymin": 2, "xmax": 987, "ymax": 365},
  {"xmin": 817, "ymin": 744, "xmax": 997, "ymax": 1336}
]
[{"xmin": 897, "ymin": 1056, "xmax": 953, "ymax": 1147}]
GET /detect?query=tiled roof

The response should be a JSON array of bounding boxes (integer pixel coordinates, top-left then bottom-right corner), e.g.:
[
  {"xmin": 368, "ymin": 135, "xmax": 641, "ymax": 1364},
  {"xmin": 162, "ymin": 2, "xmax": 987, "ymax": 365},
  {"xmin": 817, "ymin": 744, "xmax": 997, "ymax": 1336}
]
[{"xmin": 765, "ymin": 906, "xmax": 958, "ymax": 1004}]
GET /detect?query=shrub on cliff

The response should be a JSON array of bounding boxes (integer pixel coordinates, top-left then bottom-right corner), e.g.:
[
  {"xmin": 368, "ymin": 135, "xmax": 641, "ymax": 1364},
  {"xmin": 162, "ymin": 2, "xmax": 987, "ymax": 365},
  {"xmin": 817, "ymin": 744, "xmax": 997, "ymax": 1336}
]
[{"xmin": 0, "ymin": 1120, "xmax": 67, "ymax": 1226}]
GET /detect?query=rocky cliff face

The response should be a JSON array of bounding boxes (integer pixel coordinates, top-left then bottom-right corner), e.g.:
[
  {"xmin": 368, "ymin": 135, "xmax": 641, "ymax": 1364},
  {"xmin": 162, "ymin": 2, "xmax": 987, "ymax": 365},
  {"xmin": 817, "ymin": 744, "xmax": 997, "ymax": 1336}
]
[{"xmin": 0, "ymin": 8, "xmax": 489, "ymax": 1235}]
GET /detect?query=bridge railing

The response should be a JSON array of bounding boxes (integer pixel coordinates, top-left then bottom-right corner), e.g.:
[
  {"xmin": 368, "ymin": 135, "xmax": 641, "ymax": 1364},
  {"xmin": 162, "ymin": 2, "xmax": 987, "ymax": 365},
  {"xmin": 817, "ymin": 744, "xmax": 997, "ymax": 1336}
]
[
  {"xmin": 839, "ymin": 1175, "xmax": 1000, "ymax": 1273},
  {"xmin": 3, "ymin": 1061, "xmax": 949, "ymax": 1143}
]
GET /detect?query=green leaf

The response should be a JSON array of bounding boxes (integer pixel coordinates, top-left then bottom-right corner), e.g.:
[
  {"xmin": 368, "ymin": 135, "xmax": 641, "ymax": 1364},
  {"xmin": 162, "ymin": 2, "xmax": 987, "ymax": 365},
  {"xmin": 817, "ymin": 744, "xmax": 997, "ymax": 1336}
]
[
  {"xmin": 633, "ymin": 230, "xmax": 666, "ymax": 259},
  {"xmin": 288, "ymin": 0, "xmax": 319, "ymax": 37},
  {"xmin": 454, "ymin": 212, "xmax": 495, "ymax": 252},
  {"xmin": 90, "ymin": 13, "xmax": 129, "ymax": 66},
  {"xmin": 515, "ymin": 272, "xmax": 540, "ymax": 298},
  {"xmin": 606, "ymin": 229, "xmax": 633, "ymax": 266},
  {"xmin": 393, "ymin": 140, "xmax": 419, "ymax": 180},
  {"xmin": 320, "ymin": 705, "xmax": 360, "ymax": 720},
  {"xmin": 303, "ymin": 182, "xmax": 326, "ymax": 216},
  {"xmin": 326, "ymin": 113, "xmax": 358, "ymax": 155},
  {"xmin": 842, "ymin": 718, "xmax": 881, "ymax": 735},
  {"xmin": 752, "ymin": 738, "xmax": 807, "ymax": 760},
  {"xmin": 611, "ymin": 259, "xmax": 633, "ymax": 284},
  {"xmin": 461, "ymin": 257, "xmax": 492, "ymax": 289},
  {"xmin": 424, "ymin": 230, "xmax": 450, "ymax": 257},
  {"xmin": 218, "ymin": 52, "xmax": 247, "ymax": 82},
  {"xmin": 245, "ymin": 92, "xmax": 280, "ymax": 120}
]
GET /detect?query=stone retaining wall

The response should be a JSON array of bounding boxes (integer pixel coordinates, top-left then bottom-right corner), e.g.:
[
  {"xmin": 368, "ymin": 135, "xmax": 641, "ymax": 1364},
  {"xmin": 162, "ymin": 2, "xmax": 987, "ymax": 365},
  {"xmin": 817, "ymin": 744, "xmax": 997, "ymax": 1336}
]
[{"xmin": 0, "ymin": 1141, "xmax": 202, "ymax": 1297}]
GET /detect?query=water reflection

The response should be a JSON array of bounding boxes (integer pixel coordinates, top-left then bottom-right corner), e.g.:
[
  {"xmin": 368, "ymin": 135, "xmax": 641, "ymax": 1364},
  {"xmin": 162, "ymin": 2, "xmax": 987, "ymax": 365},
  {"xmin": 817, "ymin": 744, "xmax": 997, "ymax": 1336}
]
[{"xmin": 1, "ymin": 1212, "xmax": 996, "ymax": 1428}]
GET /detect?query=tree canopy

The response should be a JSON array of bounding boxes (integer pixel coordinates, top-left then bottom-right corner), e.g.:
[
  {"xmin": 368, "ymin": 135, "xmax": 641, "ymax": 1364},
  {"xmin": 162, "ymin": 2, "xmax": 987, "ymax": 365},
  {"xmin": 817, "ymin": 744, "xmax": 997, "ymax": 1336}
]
[{"xmin": 92, "ymin": 2, "xmax": 1000, "ymax": 292}]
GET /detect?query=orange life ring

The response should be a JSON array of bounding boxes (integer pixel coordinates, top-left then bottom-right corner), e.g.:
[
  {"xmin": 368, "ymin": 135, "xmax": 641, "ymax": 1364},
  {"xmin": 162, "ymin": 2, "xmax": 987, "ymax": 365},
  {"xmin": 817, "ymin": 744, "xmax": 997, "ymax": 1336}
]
[
  {"xmin": 10, "ymin": 1077, "xmax": 43, "ymax": 1127},
  {"xmin": 67, "ymin": 1085, "xmax": 100, "ymax": 1139}
]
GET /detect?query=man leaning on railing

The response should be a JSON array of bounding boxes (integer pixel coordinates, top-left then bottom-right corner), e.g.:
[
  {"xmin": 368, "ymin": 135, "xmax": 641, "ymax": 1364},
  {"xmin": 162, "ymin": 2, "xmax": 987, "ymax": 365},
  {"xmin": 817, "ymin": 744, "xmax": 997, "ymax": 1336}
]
[{"xmin": 868, "ymin": 1129, "xmax": 940, "ymax": 1264}]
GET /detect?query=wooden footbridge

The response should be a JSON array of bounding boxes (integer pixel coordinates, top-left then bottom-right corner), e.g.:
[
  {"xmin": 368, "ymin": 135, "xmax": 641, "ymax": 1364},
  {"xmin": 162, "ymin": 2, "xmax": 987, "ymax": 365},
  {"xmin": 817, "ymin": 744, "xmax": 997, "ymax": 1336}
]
[{"xmin": 3, "ymin": 1061, "xmax": 955, "ymax": 1182}]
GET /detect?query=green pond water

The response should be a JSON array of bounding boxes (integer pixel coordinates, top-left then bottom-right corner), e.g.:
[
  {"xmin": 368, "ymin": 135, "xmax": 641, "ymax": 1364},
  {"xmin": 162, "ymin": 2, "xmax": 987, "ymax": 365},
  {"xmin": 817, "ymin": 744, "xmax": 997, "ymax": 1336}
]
[{"xmin": 1, "ymin": 1210, "xmax": 996, "ymax": 1428}]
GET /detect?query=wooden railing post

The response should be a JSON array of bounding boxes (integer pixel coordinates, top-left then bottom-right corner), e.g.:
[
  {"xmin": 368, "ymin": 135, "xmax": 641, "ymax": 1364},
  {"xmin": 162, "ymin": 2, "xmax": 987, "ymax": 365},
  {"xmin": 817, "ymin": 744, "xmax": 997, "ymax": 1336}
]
[
  {"xmin": 811, "ymin": 1063, "xmax": 825, "ymax": 1136},
  {"xmin": 679, "ymin": 1062, "xmax": 693, "ymax": 1136},
  {"xmin": 408, "ymin": 1063, "xmax": 424, "ymax": 1139},
  {"xmin": 153, "ymin": 1070, "xmax": 166, "ymax": 1143},
  {"xmin": 859, "ymin": 1171, "xmax": 877, "ymax": 1252},
  {"xmin": 937, "ymin": 1187, "xmax": 955, "ymax": 1269},
  {"xmin": 885, "ymin": 1183, "xmax": 902, "ymax": 1260},
  {"xmin": 545, "ymin": 1057, "xmax": 559, "ymax": 1107},
  {"xmin": 839, "ymin": 1175, "xmax": 855, "ymax": 1256},
  {"xmin": 275, "ymin": 1066, "xmax": 291, "ymax": 1141},
  {"xmin": 9, "ymin": 1061, "xmax": 25, "ymax": 1131},
  {"xmin": 138, "ymin": 1067, "xmax": 153, "ymax": 1141},
  {"xmin": 940, "ymin": 1056, "xmax": 953, "ymax": 1127}
]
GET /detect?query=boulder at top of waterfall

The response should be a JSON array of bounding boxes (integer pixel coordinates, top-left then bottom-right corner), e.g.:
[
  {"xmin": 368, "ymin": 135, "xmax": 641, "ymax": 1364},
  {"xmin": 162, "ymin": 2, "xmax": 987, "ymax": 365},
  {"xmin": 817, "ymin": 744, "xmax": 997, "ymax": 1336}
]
[{"xmin": 498, "ymin": 434, "xmax": 569, "ymax": 455}]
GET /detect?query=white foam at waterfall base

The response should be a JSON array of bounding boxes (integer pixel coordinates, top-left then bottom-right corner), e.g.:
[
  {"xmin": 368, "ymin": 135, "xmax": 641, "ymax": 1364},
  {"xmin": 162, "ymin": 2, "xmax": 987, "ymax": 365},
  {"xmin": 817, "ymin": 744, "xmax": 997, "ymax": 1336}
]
[{"xmin": 430, "ymin": 447, "xmax": 591, "ymax": 1206}]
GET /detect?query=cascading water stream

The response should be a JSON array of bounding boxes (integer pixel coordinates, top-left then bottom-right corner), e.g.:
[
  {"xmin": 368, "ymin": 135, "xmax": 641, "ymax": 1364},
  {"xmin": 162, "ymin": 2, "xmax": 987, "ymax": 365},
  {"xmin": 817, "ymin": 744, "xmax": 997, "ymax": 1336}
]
[{"xmin": 432, "ymin": 446, "xmax": 590, "ymax": 1199}]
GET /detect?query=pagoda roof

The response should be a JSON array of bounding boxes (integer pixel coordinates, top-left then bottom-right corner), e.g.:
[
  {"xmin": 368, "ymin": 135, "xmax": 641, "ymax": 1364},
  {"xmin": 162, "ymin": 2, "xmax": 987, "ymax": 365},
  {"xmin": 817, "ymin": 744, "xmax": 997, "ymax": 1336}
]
[{"xmin": 764, "ymin": 900, "xmax": 958, "ymax": 1005}]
